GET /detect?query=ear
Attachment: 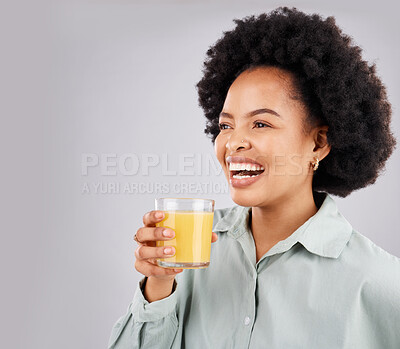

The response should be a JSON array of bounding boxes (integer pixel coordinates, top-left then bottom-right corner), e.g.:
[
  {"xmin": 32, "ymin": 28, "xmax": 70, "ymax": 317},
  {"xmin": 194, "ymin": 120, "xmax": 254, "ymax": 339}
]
[{"xmin": 312, "ymin": 125, "xmax": 331, "ymax": 161}]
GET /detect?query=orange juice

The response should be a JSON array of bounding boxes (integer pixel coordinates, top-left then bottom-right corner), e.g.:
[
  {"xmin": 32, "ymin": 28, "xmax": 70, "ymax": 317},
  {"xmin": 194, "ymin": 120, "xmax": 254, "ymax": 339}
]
[{"xmin": 156, "ymin": 211, "xmax": 214, "ymax": 268}]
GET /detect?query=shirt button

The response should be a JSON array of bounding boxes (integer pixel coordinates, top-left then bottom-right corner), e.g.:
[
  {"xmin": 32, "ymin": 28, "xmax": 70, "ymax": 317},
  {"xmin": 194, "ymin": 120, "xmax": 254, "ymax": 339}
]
[{"xmin": 244, "ymin": 316, "xmax": 251, "ymax": 326}]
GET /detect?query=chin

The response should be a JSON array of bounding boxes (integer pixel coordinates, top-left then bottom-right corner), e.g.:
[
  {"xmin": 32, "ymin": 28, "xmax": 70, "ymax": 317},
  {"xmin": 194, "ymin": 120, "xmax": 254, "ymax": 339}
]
[{"xmin": 229, "ymin": 188, "xmax": 266, "ymax": 208}]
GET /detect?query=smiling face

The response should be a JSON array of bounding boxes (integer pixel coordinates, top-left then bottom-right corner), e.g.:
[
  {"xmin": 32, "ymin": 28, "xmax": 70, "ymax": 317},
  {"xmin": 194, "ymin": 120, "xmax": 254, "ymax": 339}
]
[{"xmin": 215, "ymin": 66, "xmax": 329, "ymax": 208}]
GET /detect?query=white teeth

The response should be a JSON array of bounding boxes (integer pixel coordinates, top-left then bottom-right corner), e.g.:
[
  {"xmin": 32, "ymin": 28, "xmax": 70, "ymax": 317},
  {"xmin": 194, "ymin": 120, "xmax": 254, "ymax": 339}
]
[
  {"xmin": 228, "ymin": 162, "xmax": 264, "ymax": 171},
  {"xmin": 232, "ymin": 174, "xmax": 261, "ymax": 179}
]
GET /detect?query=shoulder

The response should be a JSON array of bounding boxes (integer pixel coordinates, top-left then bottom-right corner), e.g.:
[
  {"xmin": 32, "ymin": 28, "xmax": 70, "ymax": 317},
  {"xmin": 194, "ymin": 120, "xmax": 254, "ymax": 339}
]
[
  {"xmin": 342, "ymin": 229, "xmax": 400, "ymax": 308},
  {"xmin": 345, "ymin": 229, "xmax": 400, "ymax": 269}
]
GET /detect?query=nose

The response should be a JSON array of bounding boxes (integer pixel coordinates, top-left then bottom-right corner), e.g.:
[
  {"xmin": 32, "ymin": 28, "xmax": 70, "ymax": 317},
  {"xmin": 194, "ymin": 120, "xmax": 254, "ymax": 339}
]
[{"xmin": 226, "ymin": 132, "xmax": 250, "ymax": 152}]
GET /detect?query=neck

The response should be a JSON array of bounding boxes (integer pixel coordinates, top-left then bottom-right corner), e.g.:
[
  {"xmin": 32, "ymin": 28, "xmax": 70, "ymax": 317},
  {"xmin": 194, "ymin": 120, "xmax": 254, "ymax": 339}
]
[{"xmin": 251, "ymin": 188, "xmax": 318, "ymax": 260}]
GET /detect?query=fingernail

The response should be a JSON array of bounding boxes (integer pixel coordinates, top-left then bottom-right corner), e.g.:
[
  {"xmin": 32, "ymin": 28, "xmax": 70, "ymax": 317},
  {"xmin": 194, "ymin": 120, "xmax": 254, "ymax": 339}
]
[
  {"xmin": 164, "ymin": 247, "xmax": 174, "ymax": 255},
  {"xmin": 163, "ymin": 229, "xmax": 174, "ymax": 238},
  {"xmin": 155, "ymin": 211, "xmax": 164, "ymax": 219},
  {"xmin": 174, "ymin": 269, "xmax": 183, "ymax": 272}
]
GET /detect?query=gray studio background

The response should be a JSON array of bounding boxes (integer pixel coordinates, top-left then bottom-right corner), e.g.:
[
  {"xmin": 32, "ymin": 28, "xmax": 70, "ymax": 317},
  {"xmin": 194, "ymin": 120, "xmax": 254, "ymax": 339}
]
[{"xmin": 1, "ymin": 1, "xmax": 399, "ymax": 348}]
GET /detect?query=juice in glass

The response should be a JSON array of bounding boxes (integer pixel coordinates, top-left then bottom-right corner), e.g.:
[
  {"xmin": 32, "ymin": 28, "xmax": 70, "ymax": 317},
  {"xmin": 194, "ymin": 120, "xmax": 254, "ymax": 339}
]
[{"xmin": 155, "ymin": 198, "xmax": 214, "ymax": 269}]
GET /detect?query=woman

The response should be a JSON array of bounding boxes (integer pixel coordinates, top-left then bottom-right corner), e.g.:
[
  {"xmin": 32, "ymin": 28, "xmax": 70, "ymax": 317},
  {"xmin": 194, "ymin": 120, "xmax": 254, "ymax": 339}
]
[{"xmin": 109, "ymin": 7, "xmax": 399, "ymax": 348}]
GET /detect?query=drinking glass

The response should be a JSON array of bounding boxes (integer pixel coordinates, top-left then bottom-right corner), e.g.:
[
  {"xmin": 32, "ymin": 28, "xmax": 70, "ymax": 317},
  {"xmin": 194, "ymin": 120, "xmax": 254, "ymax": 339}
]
[{"xmin": 155, "ymin": 198, "xmax": 215, "ymax": 269}]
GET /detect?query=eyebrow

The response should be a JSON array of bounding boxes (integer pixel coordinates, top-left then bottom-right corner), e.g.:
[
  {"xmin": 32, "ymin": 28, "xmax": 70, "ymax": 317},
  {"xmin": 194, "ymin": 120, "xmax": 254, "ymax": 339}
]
[{"xmin": 219, "ymin": 108, "xmax": 282, "ymax": 119}]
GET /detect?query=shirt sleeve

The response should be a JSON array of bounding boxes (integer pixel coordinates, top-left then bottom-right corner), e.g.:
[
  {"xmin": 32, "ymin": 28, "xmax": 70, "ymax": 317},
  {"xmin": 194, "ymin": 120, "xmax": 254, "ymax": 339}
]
[{"xmin": 108, "ymin": 276, "xmax": 179, "ymax": 349}]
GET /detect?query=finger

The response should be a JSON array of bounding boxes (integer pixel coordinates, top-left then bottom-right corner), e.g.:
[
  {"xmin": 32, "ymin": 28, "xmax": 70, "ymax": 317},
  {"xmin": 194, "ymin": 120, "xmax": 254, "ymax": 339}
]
[
  {"xmin": 135, "ymin": 259, "xmax": 183, "ymax": 277},
  {"xmin": 135, "ymin": 226, "xmax": 175, "ymax": 243},
  {"xmin": 211, "ymin": 232, "xmax": 218, "ymax": 243},
  {"xmin": 135, "ymin": 244, "xmax": 175, "ymax": 261},
  {"xmin": 143, "ymin": 210, "xmax": 165, "ymax": 227}
]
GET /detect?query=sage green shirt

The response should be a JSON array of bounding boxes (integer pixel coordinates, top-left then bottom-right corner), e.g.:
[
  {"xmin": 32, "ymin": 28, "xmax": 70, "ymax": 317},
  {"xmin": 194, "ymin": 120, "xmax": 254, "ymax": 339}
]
[{"xmin": 109, "ymin": 192, "xmax": 400, "ymax": 348}]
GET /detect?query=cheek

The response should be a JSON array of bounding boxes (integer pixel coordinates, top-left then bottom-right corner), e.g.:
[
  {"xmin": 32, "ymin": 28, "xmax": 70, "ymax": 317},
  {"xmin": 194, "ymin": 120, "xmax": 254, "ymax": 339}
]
[
  {"xmin": 278, "ymin": 137, "xmax": 311, "ymax": 176},
  {"xmin": 275, "ymin": 130, "xmax": 307, "ymax": 155},
  {"xmin": 257, "ymin": 134, "xmax": 308, "ymax": 175},
  {"xmin": 253, "ymin": 135, "xmax": 279, "ymax": 160}
]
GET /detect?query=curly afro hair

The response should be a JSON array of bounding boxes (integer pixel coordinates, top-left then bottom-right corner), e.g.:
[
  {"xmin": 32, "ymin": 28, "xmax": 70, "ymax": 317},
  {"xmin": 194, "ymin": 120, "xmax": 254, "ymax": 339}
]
[{"xmin": 196, "ymin": 6, "xmax": 397, "ymax": 198}]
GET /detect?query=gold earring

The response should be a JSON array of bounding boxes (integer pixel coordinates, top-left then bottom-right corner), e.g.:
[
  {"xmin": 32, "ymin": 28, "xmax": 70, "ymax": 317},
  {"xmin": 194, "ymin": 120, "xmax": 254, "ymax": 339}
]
[{"xmin": 312, "ymin": 157, "xmax": 319, "ymax": 171}]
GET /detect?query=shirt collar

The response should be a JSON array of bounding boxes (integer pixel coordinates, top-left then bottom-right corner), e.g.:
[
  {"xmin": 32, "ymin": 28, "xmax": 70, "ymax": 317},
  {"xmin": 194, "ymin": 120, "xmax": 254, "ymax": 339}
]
[{"xmin": 213, "ymin": 192, "xmax": 353, "ymax": 259}]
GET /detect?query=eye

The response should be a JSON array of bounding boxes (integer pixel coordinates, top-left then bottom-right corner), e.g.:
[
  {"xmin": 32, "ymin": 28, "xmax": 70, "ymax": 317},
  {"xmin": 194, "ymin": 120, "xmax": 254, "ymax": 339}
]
[
  {"xmin": 218, "ymin": 123, "xmax": 231, "ymax": 130},
  {"xmin": 254, "ymin": 121, "xmax": 271, "ymax": 128}
]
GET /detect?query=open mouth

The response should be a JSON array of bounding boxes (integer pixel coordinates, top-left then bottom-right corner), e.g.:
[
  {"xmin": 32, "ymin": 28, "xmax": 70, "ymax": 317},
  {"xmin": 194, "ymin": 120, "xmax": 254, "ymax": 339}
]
[{"xmin": 229, "ymin": 162, "xmax": 265, "ymax": 179}]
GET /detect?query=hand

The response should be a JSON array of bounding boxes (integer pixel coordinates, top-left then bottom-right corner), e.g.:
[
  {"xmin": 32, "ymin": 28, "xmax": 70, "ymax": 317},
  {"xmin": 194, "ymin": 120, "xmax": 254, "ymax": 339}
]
[{"xmin": 134, "ymin": 210, "xmax": 218, "ymax": 282}]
